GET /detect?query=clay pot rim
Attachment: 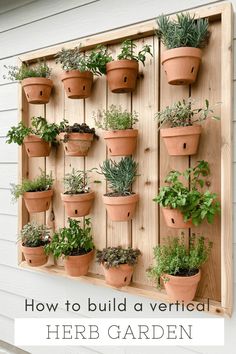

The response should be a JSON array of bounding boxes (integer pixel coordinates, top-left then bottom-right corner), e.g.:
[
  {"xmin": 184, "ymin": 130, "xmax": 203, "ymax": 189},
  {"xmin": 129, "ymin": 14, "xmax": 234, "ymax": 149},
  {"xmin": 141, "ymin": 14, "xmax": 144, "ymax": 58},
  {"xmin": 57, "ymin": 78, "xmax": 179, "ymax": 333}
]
[
  {"xmin": 106, "ymin": 59, "xmax": 139, "ymax": 71},
  {"xmin": 24, "ymin": 189, "xmax": 53, "ymax": 199},
  {"xmin": 22, "ymin": 77, "xmax": 53, "ymax": 87},
  {"xmin": 161, "ymin": 124, "xmax": 202, "ymax": 137},
  {"xmin": 64, "ymin": 249, "xmax": 94, "ymax": 260},
  {"xmin": 102, "ymin": 263, "xmax": 134, "ymax": 271},
  {"xmin": 21, "ymin": 245, "xmax": 45, "ymax": 251},
  {"xmin": 162, "ymin": 270, "xmax": 201, "ymax": 284},
  {"xmin": 103, "ymin": 129, "xmax": 138, "ymax": 138},
  {"xmin": 61, "ymin": 70, "xmax": 93, "ymax": 81},
  {"xmin": 59, "ymin": 132, "xmax": 94, "ymax": 140},
  {"xmin": 23, "ymin": 134, "xmax": 49, "ymax": 143},
  {"xmin": 103, "ymin": 193, "xmax": 139, "ymax": 205},
  {"xmin": 61, "ymin": 191, "xmax": 95, "ymax": 201},
  {"xmin": 162, "ymin": 47, "xmax": 202, "ymax": 63}
]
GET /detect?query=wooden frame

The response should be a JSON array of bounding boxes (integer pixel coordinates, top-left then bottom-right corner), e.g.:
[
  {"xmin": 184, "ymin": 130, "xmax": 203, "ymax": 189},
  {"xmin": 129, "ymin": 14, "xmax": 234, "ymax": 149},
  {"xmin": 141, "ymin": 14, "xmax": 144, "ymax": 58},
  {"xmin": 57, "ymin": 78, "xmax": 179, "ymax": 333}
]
[{"xmin": 18, "ymin": 2, "xmax": 233, "ymax": 317}]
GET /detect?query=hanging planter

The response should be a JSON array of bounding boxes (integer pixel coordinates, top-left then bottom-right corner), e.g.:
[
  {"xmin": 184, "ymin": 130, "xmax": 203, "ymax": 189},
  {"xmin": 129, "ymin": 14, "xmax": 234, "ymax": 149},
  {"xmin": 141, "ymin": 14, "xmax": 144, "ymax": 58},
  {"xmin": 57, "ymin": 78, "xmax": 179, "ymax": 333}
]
[
  {"xmin": 24, "ymin": 190, "xmax": 53, "ymax": 213},
  {"xmin": 162, "ymin": 208, "xmax": 193, "ymax": 229},
  {"xmin": 103, "ymin": 129, "xmax": 138, "ymax": 156},
  {"xmin": 99, "ymin": 157, "xmax": 139, "ymax": 221},
  {"xmin": 64, "ymin": 250, "xmax": 94, "ymax": 277},
  {"xmin": 155, "ymin": 99, "xmax": 219, "ymax": 157},
  {"xmin": 22, "ymin": 245, "xmax": 48, "ymax": 267},
  {"xmin": 148, "ymin": 236, "xmax": 212, "ymax": 302},
  {"xmin": 23, "ymin": 135, "xmax": 51, "ymax": 157},
  {"xmin": 156, "ymin": 12, "xmax": 209, "ymax": 85},
  {"xmin": 60, "ymin": 70, "xmax": 93, "ymax": 99},
  {"xmin": 96, "ymin": 247, "xmax": 141, "ymax": 288}
]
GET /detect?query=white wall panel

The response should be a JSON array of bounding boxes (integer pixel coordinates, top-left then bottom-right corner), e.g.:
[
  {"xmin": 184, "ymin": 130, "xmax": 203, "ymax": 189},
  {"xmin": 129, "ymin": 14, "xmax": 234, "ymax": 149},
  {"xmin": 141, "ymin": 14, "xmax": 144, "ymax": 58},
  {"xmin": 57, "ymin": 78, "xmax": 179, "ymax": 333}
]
[
  {"xmin": 0, "ymin": 215, "xmax": 18, "ymax": 241},
  {"xmin": 0, "ymin": 315, "xmax": 13, "ymax": 343},
  {"xmin": 0, "ymin": 84, "xmax": 18, "ymax": 110},
  {"xmin": 0, "ymin": 189, "xmax": 17, "ymax": 215},
  {"xmin": 0, "ymin": 56, "xmax": 18, "ymax": 85},
  {"xmin": 0, "ymin": 110, "xmax": 18, "ymax": 137},
  {"xmin": 0, "ymin": 164, "xmax": 18, "ymax": 188},
  {"xmin": 0, "ymin": 137, "xmax": 17, "ymax": 162},
  {"xmin": 0, "ymin": 240, "xmax": 18, "ymax": 267}
]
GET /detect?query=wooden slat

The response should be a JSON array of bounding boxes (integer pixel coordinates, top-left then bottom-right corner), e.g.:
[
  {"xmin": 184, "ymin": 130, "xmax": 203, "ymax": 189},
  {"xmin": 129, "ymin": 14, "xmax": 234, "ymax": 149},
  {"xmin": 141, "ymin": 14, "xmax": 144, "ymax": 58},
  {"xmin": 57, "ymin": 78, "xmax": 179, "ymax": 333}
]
[{"xmin": 132, "ymin": 36, "xmax": 158, "ymax": 285}]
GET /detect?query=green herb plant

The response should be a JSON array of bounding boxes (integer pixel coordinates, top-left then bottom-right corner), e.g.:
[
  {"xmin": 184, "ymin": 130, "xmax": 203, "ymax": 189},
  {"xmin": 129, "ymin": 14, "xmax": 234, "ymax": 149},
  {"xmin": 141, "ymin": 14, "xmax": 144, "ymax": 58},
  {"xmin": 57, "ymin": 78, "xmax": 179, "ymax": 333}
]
[
  {"xmin": 86, "ymin": 45, "xmax": 113, "ymax": 76},
  {"xmin": 11, "ymin": 169, "xmax": 53, "ymax": 201},
  {"xmin": 96, "ymin": 246, "xmax": 141, "ymax": 269},
  {"xmin": 155, "ymin": 98, "xmax": 219, "ymax": 128},
  {"xmin": 45, "ymin": 218, "xmax": 94, "ymax": 258},
  {"xmin": 147, "ymin": 234, "xmax": 212, "ymax": 286},
  {"xmin": 117, "ymin": 39, "xmax": 152, "ymax": 65},
  {"xmin": 154, "ymin": 160, "xmax": 220, "ymax": 226},
  {"xmin": 57, "ymin": 119, "xmax": 97, "ymax": 142},
  {"xmin": 63, "ymin": 168, "xmax": 97, "ymax": 194},
  {"xmin": 4, "ymin": 62, "xmax": 51, "ymax": 81},
  {"xmin": 20, "ymin": 222, "xmax": 50, "ymax": 248},
  {"xmin": 156, "ymin": 12, "xmax": 210, "ymax": 49},
  {"xmin": 6, "ymin": 116, "xmax": 60, "ymax": 145},
  {"xmin": 94, "ymin": 105, "xmax": 138, "ymax": 130},
  {"xmin": 99, "ymin": 156, "xmax": 138, "ymax": 196}
]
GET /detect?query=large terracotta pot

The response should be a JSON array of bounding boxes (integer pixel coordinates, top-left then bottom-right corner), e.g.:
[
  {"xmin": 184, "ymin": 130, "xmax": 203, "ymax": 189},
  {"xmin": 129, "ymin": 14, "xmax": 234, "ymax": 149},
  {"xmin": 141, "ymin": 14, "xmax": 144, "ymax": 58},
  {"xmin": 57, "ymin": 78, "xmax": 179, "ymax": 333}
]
[
  {"xmin": 102, "ymin": 263, "xmax": 134, "ymax": 288},
  {"xmin": 106, "ymin": 59, "xmax": 139, "ymax": 93},
  {"xmin": 60, "ymin": 132, "xmax": 94, "ymax": 156},
  {"xmin": 22, "ymin": 245, "xmax": 48, "ymax": 267},
  {"xmin": 64, "ymin": 249, "xmax": 94, "ymax": 277},
  {"xmin": 103, "ymin": 194, "xmax": 139, "ymax": 221},
  {"xmin": 161, "ymin": 47, "xmax": 202, "ymax": 85},
  {"xmin": 103, "ymin": 129, "xmax": 138, "ymax": 156},
  {"xmin": 161, "ymin": 125, "xmax": 202, "ymax": 156},
  {"xmin": 23, "ymin": 190, "xmax": 53, "ymax": 213},
  {"xmin": 61, "ymin": 191, "xmax": 95, "ymax": 217},
  {"xmin": 23, "ymin": 135, "xmax": 51, "ymax": 157},
  {"xmin": 61, "ymin": 70, "xmax": 93, "ymax": 99},
  {"xmin": 22, "ymin": 77, "xmax": 53, "ymax": 104},
  {"xmin": 163, "ymin": 270, "xmax": 201, "ymax": 302},
  {"xmin": 162, "ymin": 208, "xmax": 193, "ymax": 229}
]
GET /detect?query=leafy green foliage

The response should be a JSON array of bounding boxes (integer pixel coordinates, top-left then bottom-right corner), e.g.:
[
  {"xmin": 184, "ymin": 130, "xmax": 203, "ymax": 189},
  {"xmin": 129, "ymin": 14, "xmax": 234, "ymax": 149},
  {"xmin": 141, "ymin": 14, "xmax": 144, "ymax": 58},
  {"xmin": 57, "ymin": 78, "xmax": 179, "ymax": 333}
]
[
  {"xmin": 117, "ymin": 39, "xmax": 152, "ymax": 65},
  {"xmin": 63, "ymin": 168, "xmax": 96, "ymax": 194},
  {"xmin": 155, "ymin": 99, "xmax": 219, "ymax": 128},
  {"xmin": 55, "ymin": 46, "xmax": 89, "ymax": 71},
  {"xmin": 99, "ymin": 157, "xmax": 138, "ymax": 196},
  {"xmin": 153, "ymin": 160, "xmax": 220, "ymax": 226},
  {"xmin": 96, "ymin": 246, "xmax": 141, "ymax": 269},
  {"xmin": 87, "ymin": 45, "xmax": 113, "ymax": 76},
  {"xmin": 6, "ymin": 116, "xmax": 60, "ymax": 145},
  {"xmin": 11, "ymin": 169, "xmax": 53, "ymax": 201},
  {"xmin": 20, "ymin": 222, "xmax": 50, "ymax": 248},
  {"xmin": 156, "ymin": 12, "xmax": 209, "ymax": 49},
  {"xmin": 44, "ymin": 218, "xmax": 94, "ymax": 258},
  {"xmin": 4, "ymin": 62, "xmax": 51, "ymax": 81},
  {"xmin": 94, "ymin": 105, "xmax": 138, "ymax": 130},
  {"xmin": 147, "ymin": 234, "xmax": 212, "ymax": 285}
]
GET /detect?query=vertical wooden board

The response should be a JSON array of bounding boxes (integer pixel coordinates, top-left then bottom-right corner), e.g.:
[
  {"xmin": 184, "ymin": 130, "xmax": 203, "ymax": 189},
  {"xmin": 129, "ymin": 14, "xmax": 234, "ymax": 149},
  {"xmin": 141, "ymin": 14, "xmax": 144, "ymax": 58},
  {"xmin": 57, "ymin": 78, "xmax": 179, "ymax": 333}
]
[
  {"xmin": 159, "ymin": 44, "xmax": 189, "ymax": 242},
  {"xmin": 85, "ymin": 64, "xmax": 107, "ymax": 275},
  {"xmin": 106, "ymin": 44, "xmax": 132, "ymax": 248},
  {"xmin": 131, "ymin": 36, "xmax": 158, "ymax": 285},
  {"xmin": 191, "ymin": 21, "xmax": 221, "ymax": 301},
  {"xmin": 45, "ymin": 62, "xmax": 65, "ymax": 230}
]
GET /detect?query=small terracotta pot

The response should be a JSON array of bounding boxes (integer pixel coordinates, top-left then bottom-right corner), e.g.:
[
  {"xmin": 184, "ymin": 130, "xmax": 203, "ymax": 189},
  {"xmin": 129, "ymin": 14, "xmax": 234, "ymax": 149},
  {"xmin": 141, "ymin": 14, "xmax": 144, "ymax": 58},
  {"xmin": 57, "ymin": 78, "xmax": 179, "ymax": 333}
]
[
  {"xmin": 23, "ymin": 135, "xmax": 51, "ymax": 157},
  {"xmin": 162, "ymin": 208, "xmax": 193, "ymax": 229},
  {"xmin": 161, "ymin": 47, "xmax": 202, "ymax": 85},
  {"xmin": 60, "ymin": 132, "xmax": 94, "ymax": 156},
  {"xmin": 103, "ymin": 129, "xmax": 138, "ymax": 156},
  {"xmin": 103, "ymin": 194, "xmax": 139, "ymax": 221},
  {"xmin": 64, "ymin": 249, "xmax": 94, "ymax": 277},
  {"xmin": 22, "ymin": 77, "xmax": 53, "ymax": 104},
  {"xmin": 22, "ymin": 245, "xmax": 48, "ymax": 267},
  {"xmin": 161, "ymin": 125, "xmax": 202, "ymax": 156},
  {"xmin": 61, "ymin": 70, "xmax": 93, "ymax": 99},
  {"xmin": 106, "ymin": 59, "xmax": 139, "ymax": 93},
  {"xmin": 61, "ymin": 191, "xmax": 95, "ymax": 217},
  {"xmin": 102, "ymin": 264, "xmax": 134, "ymax": 288},
  {"xmin": 163, "ymin": 270, "xmax": 201, "ymax": 302},
  {"xmin": 23, "ymin": 190, "xmax": 53, "ymax": 213}
]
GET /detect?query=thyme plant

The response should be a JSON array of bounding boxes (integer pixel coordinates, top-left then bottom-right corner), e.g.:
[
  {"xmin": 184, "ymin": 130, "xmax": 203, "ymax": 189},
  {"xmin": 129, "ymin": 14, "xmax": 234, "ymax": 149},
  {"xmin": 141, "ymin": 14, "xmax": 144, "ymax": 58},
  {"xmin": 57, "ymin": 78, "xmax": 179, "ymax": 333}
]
[
  {"xmin": 4, "ymin": 62, "xmax": 51, "ymax": 81},
  {"xmin": 63, "ymin": 168, "xmax": 94, "ymax": 194},
  {"xmin": 20, "ymin": 222, "xmax": 50, "ymax": 248},
  {"xmin": 94, "ymin": 105, "xmax": 138, "ymax": 130},
  {"xmin": 96, "ymin": 246, "xmax": 141, "ymax": 269}
]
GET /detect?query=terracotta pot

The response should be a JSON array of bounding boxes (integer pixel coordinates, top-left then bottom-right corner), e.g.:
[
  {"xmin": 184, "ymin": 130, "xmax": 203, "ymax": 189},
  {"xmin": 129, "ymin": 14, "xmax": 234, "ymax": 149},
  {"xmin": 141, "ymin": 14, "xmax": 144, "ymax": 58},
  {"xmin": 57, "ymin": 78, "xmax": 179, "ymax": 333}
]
[
  {"xmin": 22, "ymin": 245, "xmax": 48, "ymax": 267},
  {"xmin": 102, "ymin": 263, "xmax": 134, "ymax": 288},
  {"xmin": 161, "ymin": 47, "xmax": 202, "ymax": 85},
  {"xmin": 23, "ymin": 135, "xmax": 51, "ymax": 157},
  {"xmin": 61, "ymin": 70, "xmax": 93, "ymax": 99},
  {"xmin": 106, "ymin": 59, "xmax": 139, "ymax": 93},
  {"xmin": 60, "ymin": 132, "xmax": 94, "ymax": 156},
  {"xmin": 23, "ymin": 190, "xmax": 53, "ymax": 213},
  {"xmin": 162, "ymin": 208, "xmax": 193, "ymax": 229},
  {"xmin": 61, "ymin": 191, "xmax": 95, "ymax": 217},
  {"xmin": 64, "ymin": 249, "xmax": 94, "ymax": 277},
  {"xmin": 22, "ymin": 77, "xmax": 53, "ymax": 104},
  {"xmin": 103, "ymin": 129, "xmax": 138, "ymax": 156},
  {"xmin": 103, "ymin": 194, "xmax": 139, "ymax": 221},
  {"xmin": 161, "ymin": 125, "xmax": 202, "ymax": 156},
  {"xmin": 163, "ymin": 270, "xmax": 201, "ymax": 302}
]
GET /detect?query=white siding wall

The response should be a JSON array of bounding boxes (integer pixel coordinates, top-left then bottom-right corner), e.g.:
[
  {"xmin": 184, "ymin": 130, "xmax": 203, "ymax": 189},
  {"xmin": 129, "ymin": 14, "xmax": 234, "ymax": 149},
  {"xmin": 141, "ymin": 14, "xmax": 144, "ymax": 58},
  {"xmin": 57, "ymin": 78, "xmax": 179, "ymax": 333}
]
[{"xmin": 0, "ymin": 1, "xmax": 235, "ymax": 353}]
